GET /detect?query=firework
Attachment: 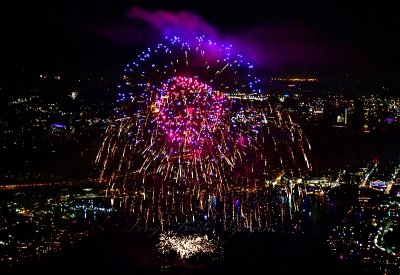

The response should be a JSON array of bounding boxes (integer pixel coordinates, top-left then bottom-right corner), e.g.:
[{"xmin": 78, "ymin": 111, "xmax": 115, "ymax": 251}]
[
  {"xmin": 157, "ymin": 231, "xmax": 220, "ymax": 259},
  {"xmin": 96, "ymin": 36, "xmax": 311, "ymax": 231}
]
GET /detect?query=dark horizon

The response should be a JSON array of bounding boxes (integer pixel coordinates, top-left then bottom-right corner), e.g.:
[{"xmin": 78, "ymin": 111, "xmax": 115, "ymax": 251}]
[{"xmin": 1, "ymin": 0, "xmax": 400, "ymax": 92}]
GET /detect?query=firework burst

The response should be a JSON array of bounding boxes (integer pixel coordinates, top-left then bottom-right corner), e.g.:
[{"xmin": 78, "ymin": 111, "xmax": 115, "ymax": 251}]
[{"xmin": 96, "ymin": 36, "xmax": 311, "ymax": 231}]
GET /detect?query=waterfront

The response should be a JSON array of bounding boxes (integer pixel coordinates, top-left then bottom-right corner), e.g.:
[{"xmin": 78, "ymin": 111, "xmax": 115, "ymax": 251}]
[{"xmin": 1, "ymin": 183, "xmax": 383, "ymax": 275}]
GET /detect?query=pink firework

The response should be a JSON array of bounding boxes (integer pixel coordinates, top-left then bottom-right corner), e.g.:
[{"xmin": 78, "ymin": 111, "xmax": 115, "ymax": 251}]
[{"xmin": 154, "ymin": 76, "xmax": 228, "ymax": 159}]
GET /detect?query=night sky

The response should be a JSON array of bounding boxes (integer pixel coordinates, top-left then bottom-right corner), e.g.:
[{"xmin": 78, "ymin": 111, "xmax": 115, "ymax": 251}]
[{"xmin": 1, "ymin": 0, "xmax": 400, "ymax": 87}]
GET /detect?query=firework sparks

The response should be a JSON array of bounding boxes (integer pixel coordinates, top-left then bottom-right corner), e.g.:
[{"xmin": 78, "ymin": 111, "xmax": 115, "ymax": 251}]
[{"xmin": 157, "ymin": 231, "xmax": 220, "ymax": 259}]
